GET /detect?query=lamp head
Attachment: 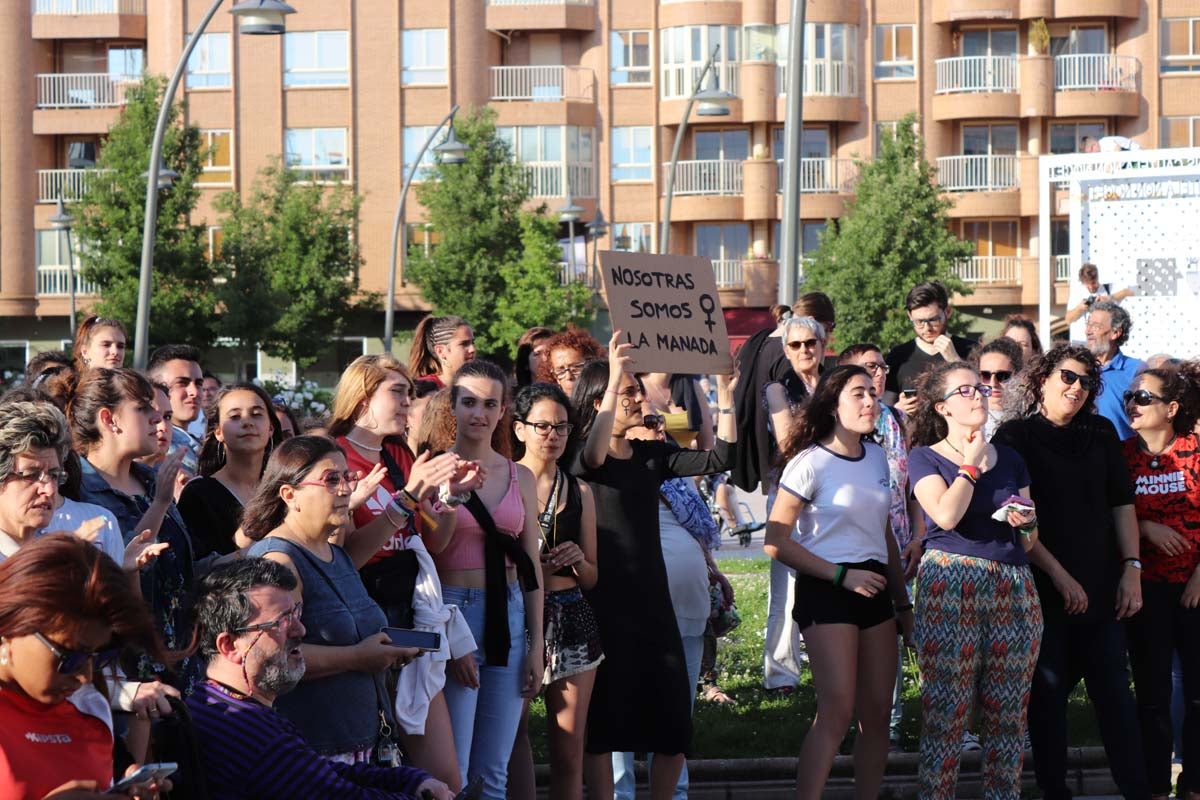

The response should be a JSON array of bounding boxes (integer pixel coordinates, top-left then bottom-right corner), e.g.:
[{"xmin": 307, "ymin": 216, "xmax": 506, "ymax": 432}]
[
  {"xmin": 586, "ymin": 207, "xmax": 608, "ymax": 237},
  {"xmin": 230, "ymin": 0, "xmax": 296, "ymax": 35},
  {"xmin": 434, "ymin": 124, "xmax": 470, "ymax": 165},
  {"xmin": 695, "ymin": 84, "xmax": 735, "ymax": 117},
  {"xmin": 558, "ymin": 199, "xmax": 583, "ymax": 223},
  {"xmin": 49, "ymin": 197, "xmax": 75, "ymax": 230}
]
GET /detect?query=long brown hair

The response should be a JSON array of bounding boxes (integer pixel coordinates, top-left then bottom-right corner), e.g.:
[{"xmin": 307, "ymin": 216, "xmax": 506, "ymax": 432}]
[
  {"xmin": 327, "ymin": 354, "xmax": 413, "ymax": 438},
  {"xmin": 72, "ymin": 315, "xmax": 127, "ymax": 371},
  {"xmin": 779, "ymin": 365, "xmax": 873, "ymax": 463},
  {"xmin": 197, "ymin": 382, "xmax": 283, "ymax": 477},
  {"xmin": 67, "ymin": 368, "xmax": 157, "ymax": 456},
  {"xmin": 408, "ymin": 315, "xmax": 469, "ymax": 380},
  {"xmin": 239, "ymin": 436, "xmax": 344, "ymax": 542}
]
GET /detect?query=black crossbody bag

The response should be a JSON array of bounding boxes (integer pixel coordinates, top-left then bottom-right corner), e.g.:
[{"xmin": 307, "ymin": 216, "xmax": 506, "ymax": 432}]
[{"xmin": 357, "ymin": 442, "xmax": 420, "ymax": 628}]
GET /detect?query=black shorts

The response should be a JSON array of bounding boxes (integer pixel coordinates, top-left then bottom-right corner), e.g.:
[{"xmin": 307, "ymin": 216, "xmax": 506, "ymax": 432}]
[{"xmin": 792, "ymin": 559, "xmax": 896, "ymax": 631}]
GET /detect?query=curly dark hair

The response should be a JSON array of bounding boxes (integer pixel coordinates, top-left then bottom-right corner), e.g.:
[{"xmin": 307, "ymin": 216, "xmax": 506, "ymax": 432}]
[
  {"xmin": 971, "ymin": 336, "xmax": 1024, "ymax": 373},
  {"xmin": 1007, "ymin": 344, "xmax": 1102, "ymax": 420},
  {"xmin": 535, "ymin": 326, "xmax": 606, "ymax": 384},
  {"xmin": 1132, "ymin": 360, "xmax": 1200, "ymax": 435},
  {"xmin": 779, "ymin": 365, "xmax": 873, "ymax": 463},
  {"xmin": 1000, "ymin": 315, "xmax": 1043, "ymax": 356},
  {"xmin": 907, "ymin": 361, "xmax": 982, "ymax": 448}
]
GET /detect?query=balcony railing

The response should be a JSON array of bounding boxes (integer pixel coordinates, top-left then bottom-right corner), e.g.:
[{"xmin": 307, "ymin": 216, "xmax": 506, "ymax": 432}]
[
  {"xmin": 33, "ymin": 0, "xmax": 145, "ymax": 13},
  {"xmin": 667, "ymin": 160, "xmax": 743, "ymax": 197},
  {"xmin": 521, "ymin": 161, "xmax": 595, "ymax": 197},
  {"xmin": 1054, "ymin": 54, "xmax": 1139, "ymax": 91},
  {"xmin": 37, "ymin": 169, "xmax": 111, "ymax": 203},
  {"xmin": 1055, "ymin": 254, "xmax": 1072, "ymax": 281},
  {"xmin": 954, "ymin": 256, "xmax": 1020, "ymax": 285},
  {"xmin": 936, "ymin": 154, "xmax": 1018, "ymax": 192},
  {"xmin": 37, "ymin": 73, "xmax": 136, "ymax": 109},
  {"xmin": 490, "ymin": 65, "xmax": 594, "ymax": 102},
  {"xmin": 660, "ymin": 62, "xmax": 739, "ymax": 101},
  {"xmin": 776, "ymin": 59, "xmax": 858, "ymax": 97},
  {"xmin": 36, "ymin": 266, "xmax": 99, "ymax": 296},
  {"xmin": 711, "ymin": 259, "xmax": 742, "ymax": 288},
  {"xmin": 775, "ymin": 158, "xmax": 859, "ymax": 194},
  {"xmin": 487, "ymin": 0, "xmax": 592, "ymax": 4},
  {"xmin": 935, "ymin": 56, "xmax": 1019, "ymax": 94}
]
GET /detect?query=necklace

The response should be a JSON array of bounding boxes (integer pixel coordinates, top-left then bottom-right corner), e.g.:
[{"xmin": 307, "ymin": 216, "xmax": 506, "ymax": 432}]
[
  {"xmin": 1146, "ymin": 435, "xmax": 1177, "ymax": 470},
  {"xmin": 345, "ymin": 434, "xmax": 382, "ymax": 452},
  {"xmin": 942, "ymin": 437, "xmax": 988, "ymax": 470}
]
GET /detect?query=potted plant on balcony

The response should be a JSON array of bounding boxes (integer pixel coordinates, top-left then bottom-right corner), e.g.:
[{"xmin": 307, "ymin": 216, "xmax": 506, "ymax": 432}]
[{"xmin": 1020, "ymin": 19, "xmax": 1054, "ymax": 118}]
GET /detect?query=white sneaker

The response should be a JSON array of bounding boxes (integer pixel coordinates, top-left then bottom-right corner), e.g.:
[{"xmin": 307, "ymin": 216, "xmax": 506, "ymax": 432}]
[{"xmin": 961, "ymin": 731, "xmax": 982, "ymax": 752}]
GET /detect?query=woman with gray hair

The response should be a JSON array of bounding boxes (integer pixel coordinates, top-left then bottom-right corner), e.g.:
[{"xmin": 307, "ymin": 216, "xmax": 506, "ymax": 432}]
[{"xmin": 0, "ymin": 400, "xmax": 74, "ymax": 560}]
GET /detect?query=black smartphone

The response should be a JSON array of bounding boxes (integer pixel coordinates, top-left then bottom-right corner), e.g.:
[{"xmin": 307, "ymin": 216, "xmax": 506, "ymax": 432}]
[
  {"xmin": 901, "ymin": 388, "xmax": 918, "ymax": 398},
  {"xmin": 382, "ymin": 627, "xmax": 442, "ymax": 651},
  {"xmin": 106, "ymin": 763, "xmax": 178, "ymax": 794}
]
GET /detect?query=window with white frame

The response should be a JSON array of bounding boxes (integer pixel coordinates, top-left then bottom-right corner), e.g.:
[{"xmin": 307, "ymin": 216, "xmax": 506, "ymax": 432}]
[
  {"xmin": 772, "ymin": 221, "xmax": 827, "ymax": 258},
  {"xmin": 659, "ymin": 25, "xmax": 740, "ymax": 99},
  {"xmin": 1162, "ymin": 18, "xmax": 1200, "ymax": 73},
  {"xmin": 496, "ymin": 126, "xmax": 595, "ymax": 195},
  {"xmin": 696, "ymin": 223, "xmax": 749, "ymax": 263},
  {"xmin": 775, "ymin": 23, "xmax": 858, "ymax": 95},
  {"xmin": 1049, "ymin": 121, "xmax": 1105, "ymax": 154},
  {"xmin": 611, "ymin": 31, "xmax": 651, "ymax": 85},
  {"xmin": 36, "ymin": 230, "xmax": 72, "ymax": 266},
  {"xmin": 402, "ymin": 29, "xmax": 448, "ymax": 85},
  {"xmin": 874, "ymin": 24, "xmax": 915, "ymax": 79},
  {"xmin": 285, "ymin": 128, "xmax": 348, "ymax": 182},
  {"xmin": 611, "ymin": 126, "xmax": 652, "ymax": 182},
  {"xmin": 186, "ymin": 33, "xmax": 231, "ymax": 89},
  {"xmin": 284, "ymin": 30, "xmax": 349, "ymax": 87},
  {"xmin": 198, "ymin": 130, "xmax": 232, "ymax": 185},
  {"xmin": 611, "ymin": 222, "xmax": 653, "ymax": 253},
  {"xmin": 402, "ymin": 125, "xmax": 449, "ymax": 180},
  {"xmin": 107, "ymin": 46, "xmax": 143, "ymax": 78},
  {"xmin": 743, "ymin": 25, "xmax": 776, "ymax": 62},
  {"xmin": 1162, "ymin": 116, "xmax": 1200, "ymax": 148}
]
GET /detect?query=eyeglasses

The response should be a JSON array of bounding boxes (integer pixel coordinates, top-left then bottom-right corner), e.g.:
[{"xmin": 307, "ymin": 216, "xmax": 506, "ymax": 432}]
[
  {"xmin": 1123, "ymin": 389, "xmax": 1165, "ymax": 407},
  {"xmin": 552, "ymin": 363, "xmax": 586, "ymax": 379},
  {"xmin": 941, "ymin": 384, "xmax": 993, "ymax": 401},
  {"xmin": 860, "ymin": 363, "xmax": 890, "ymax": 375},
  {"xmin": 33, "ymin": 632, "xmax": 120, "ymax": 675},
  {"xmin": 911, "ymin": 313, "xmax": 946, "ymax": 329},
  {"xmin": 642, "ymin": 414, "xmax": 665, "ymax": 431},
  {"xmin": 295, "ymin": 470, "xmax": 360, "ymax": 493},
  {"xmin": 1084, "ymin": 321, "xmax": 1111, "ymax": 334},
  {"xmin": 979, "ymin": 370, "xmax": 1013, "ymax": 384},
  {"xmin": 519, "ymin": 420, "xmax": 574, "ymax": 438},
  {"xmin": 233, "ymin": 602, "xmax": 304, "ymax": 635},
  {"xmin": 7, "ymin": 467, "xmax": 68, "ymax": 488},
  {"xmin": 1057, "ymin": 368, "xmax": 1096, "ymax": 391},
  {"xmin": 785, "ymin": 338, "xmax": 822, "ymax": 351}
]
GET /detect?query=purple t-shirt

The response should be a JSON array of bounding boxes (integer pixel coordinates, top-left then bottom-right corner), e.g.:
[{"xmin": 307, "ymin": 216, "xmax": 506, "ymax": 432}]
[{"xmin": 909, "ymin": 444, "xmax": 1031, "ymax": 566}]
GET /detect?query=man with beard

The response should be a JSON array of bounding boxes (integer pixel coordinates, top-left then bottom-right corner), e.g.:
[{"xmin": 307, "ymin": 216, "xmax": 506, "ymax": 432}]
[
  {"xmin": 187, "ymin": 559, "xmax": 453, "ymax": 799},
  {"xmin": 1086, "ymin": 300, "xmax": 1145, "ymax": 440}
]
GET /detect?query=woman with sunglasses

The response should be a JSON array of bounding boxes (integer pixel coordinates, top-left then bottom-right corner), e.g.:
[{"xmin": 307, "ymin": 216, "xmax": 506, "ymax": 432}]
[
  {"xmin": 906, "ymin": 361, "xmax": 1040, "ymax": 797},
  {"xmin": 1121, "ymin": 361, "xmax": 1200, "ymax": 800},
  {"xmin": 993, "ymin": 345, "xmax": 1151, "ymax": 800},
  {"xmin": 243, "ymin": 436, "xmax": 419, "ymax": 763},
  {"xmin": 510, "ymin": 382, "xmax": 600, "ymax": 800},
  {"xmin": 0, "ymin": 534, "xmax": 167, "ymax": 800},
  {"xmin": 571, "ymin": 333, "xmax": 737, "ymax": 800},
  {"xmin": 971, "ymin": 337, "xmax": 1024, "ymax": 439}
]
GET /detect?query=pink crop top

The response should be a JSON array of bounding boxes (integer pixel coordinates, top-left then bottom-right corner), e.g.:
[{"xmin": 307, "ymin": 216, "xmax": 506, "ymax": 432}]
[{"xmin": 433, "ymin": 461, "xmax": 525, "ymax": 571}]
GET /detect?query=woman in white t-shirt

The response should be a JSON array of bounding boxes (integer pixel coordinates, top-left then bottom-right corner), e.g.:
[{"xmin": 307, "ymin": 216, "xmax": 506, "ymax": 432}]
[{"xmin": 764, "ymin": 365, "xmax": 914, "ymax": 800}]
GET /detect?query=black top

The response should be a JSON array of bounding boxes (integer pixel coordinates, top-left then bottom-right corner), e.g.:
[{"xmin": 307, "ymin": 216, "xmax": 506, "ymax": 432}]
[
  {"xmin": 572, "ymin": 438, "xmax": 733, "ymax": 754},
  {"xmin": 540, "ymin": 472, "xmax": 583, "ymax": 579},
  {"xmin": 178, "ymin": 476, "xmax": 243, "ymax": 559},
  {"xmin": 731, "ymin": 329, "xmax": 792, "ymax": 491},
  {"xmin": 992, "ymin": 413, "xmax": 1136, "ymax": 624},
  {"xmin": 884, "ymin": 335, "xmax": 976, "ymax": 395}
]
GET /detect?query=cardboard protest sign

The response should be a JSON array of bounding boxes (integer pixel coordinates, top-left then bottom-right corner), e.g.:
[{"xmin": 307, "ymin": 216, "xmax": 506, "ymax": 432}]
[{"xmin": 599, "ymin": 251, "xmax": 734, "ymax": 374}]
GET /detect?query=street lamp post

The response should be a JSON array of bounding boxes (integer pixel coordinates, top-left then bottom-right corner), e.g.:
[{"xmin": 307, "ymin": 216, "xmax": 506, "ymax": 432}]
[
  {"xmin": 383, "ymin": 106, "xmax": 469, "ymax": 354},
  {"xmin": 558, "ymin": 183, "xmax": 583, "ymax": 285},
  {"xmin": 49, "ymin": 196, "xmax": 76, "ymax": 335},
  {"xmin": 777, "ymin": 0, "xmax": 808, "ymax": 304},
  {"xmin": 660, "ymin": 45, "xmax": 735, "ymax": 255},
  {"xmin": 132, "ymin": 0, "xmax": 295, "ymax": 370},
  {"xmin": 586, "ymin": 207, "xmax": 608, "ymax": 288}
]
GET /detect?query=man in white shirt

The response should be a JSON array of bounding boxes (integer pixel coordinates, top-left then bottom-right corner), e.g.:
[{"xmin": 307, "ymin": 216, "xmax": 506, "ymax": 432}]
[
  {"xmin": 1082, "ymin": 135, "xmax": 1141, "ymax": 153},
  {"xmin": 1064, "ymin": 262, "xmax": 1134, "ymax": 344}
]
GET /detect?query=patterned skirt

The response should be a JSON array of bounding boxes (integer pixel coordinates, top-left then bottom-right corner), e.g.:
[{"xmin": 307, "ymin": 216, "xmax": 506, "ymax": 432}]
[{"xmin": 543, "ymin": 587, "xmax": 605, "ymax": 685}]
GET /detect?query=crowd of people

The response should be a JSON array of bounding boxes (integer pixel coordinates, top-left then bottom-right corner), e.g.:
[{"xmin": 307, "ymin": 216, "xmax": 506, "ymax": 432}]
[{"xmin": 0, "ymin": 272, "xmax": 1196, "ymax": 800}]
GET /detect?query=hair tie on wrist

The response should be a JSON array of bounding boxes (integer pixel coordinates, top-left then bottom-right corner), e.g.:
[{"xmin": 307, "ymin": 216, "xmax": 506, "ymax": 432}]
[{"xmin": 832, "ymin": 564, "xmax": 847, "ymax": 587}]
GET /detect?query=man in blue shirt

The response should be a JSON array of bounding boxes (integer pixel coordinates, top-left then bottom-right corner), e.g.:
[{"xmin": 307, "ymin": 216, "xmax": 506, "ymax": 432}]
[{"xmin": 1086, "ymin": 300, "xmax": 1144, "ymax": 440}]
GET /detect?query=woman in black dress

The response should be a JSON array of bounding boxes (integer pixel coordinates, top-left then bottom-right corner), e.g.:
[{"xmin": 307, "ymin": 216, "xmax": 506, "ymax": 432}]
[{"xmin": 570, "ymin": 331, "xmax": 737, "ymax": 800}]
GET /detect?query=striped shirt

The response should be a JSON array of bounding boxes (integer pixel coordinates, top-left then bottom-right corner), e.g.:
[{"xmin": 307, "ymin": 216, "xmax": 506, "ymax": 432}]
[{"xmin": 186, "ymin": 681, "xmax": 431, "ymax": 799}]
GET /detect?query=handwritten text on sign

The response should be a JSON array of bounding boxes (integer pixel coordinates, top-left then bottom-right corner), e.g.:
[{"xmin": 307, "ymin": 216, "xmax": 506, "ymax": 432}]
[{"xmin": 599, "ymin": 251, "xmax": 733, "ymax": 374}]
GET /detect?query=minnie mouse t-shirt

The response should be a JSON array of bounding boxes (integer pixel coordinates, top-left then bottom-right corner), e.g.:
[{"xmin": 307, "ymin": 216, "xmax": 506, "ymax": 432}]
[{"xmin": 1122, "ymin": 433, "xmax": 1200, "ymax": 583}]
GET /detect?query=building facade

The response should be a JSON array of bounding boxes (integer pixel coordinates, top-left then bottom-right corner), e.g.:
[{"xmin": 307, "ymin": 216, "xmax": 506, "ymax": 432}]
[{"xmin": 4, "ymin": 0, "xmax": 1199, "ymax": 376}]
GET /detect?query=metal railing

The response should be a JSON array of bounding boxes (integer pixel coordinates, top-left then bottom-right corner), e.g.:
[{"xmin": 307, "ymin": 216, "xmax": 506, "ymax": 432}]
[
  {"xmin": 36, "ymin": 73, "xmax": 136, "ymax": 109},
  {"xmin": 521, "ymin": 161, "xmax": 595, "ymax": 197},
  {"xmin": 711, "ymin": 259, "xmax": 742, "ymax": 288},
  {"xmin": 934, "ymin": 56, "xmax": 1019, "ymax": 94},
  {"xmin": 37, "ymin": 169, "xmax": 111, "ymax": 203},
  {"xmin": 936, "ymin": 154, "xmax": 1019, "ymax": 192},
  {"xmin": 1055, "ymin": 254, "xmax": 1072, "ymax": 281},
  {"xmin": 774, "ymin": 158, "xmax": 859, "ymax": 193},
  {"xmin": 490, "ymin": 65, "xmax": 594, "ymax": 102},
  {"xmin": 954, "ymin": 256, "xmax": 1020, "ymax": 285},
  {"xmin": 776, "ymin": 59, "xmax": 858, "ymax": 97},
  {"xmin": 36, "ymin": 266, "xmax": 99, "ymax": 296},
  {"xmin": 33, "ymin": 0, "xmax": 145, "ymax": 13},
  {"xmin": 660, "ymin": 62, "xmax": 739, "ymax": 100},
  {"xmin": 667, "ymin": 160, "xmax": 743, "ymax": 196},
  {"xmin": 1054, "ymin": 54, "xmax": 1139, "ymax": 91}
]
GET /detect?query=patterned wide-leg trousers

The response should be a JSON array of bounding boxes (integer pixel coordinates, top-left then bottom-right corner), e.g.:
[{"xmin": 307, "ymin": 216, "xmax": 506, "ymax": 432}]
[{"xmin": 915, "ymin": 550, "xmax": 1043, "ymax": 800}]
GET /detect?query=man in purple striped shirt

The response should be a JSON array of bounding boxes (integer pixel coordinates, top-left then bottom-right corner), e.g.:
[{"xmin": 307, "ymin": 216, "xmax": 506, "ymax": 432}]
[{"xmin": 186, "ymin": 558, "xmax": 453, "ymax": 799}]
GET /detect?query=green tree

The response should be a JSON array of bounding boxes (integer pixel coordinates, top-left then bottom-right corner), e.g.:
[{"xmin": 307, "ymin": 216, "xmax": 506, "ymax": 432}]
[
  {"xmin": 405, "ymin": 107, "xmax": 593, "ymax": 357},
  {"xmin": 215, "ymin": 159, "xmax": 377, "ymax": 368},
  {"xmin": 802, "ymin": 113, "xmax": 974, "ymax": 349},
  {"xmin": 75, "ymin": 75, "xmax": 220, "ymax": 349}
]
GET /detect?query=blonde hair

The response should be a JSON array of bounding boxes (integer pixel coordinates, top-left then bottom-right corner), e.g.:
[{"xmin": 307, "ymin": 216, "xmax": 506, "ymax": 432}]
[{"xmin": 327, "ymin": 354, "xmax": 413, "ymax": 438}]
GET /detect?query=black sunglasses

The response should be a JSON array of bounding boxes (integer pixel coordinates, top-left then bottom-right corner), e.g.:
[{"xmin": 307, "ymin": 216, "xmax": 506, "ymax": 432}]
[
  {"xmin": 1058, "ymin": 368, "xmax": 1096, "ymax": 391},
  {"xmin": 34, "ymin": 632, "xmax": 121, "ymax": 675},
  {"xmin": 642, "ymin": 414, "xmax": 665, "ymax": 431},
  {"xmin": 1124, "ymin": 389, "xmax": 1165, "ymax": 407},
  {"xmin": 979, "ymin": 370, "xmax": 1013, "ymax": 384}
]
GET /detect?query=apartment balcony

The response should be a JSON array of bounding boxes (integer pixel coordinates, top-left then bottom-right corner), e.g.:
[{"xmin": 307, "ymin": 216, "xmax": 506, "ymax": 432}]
[
  {"xmin": 662, "ymin": 159, "xmax": 744, "ymax": 221},
  {"xmin": 955, "ymin": 256, "xmax": 1019, "ymax": 286},
  {"xmin": 937, "ymin": 154, "xmax": 1020, "ymax": 217},
  {"xmin": 1054, "ymin": 54, "xmax": 1140, "ymax": 118},
  {"xmin": 660, "ymin": 63, "xmax": 743, "ymax": 122},
  {"xmin": 34, "ymin": 73, "xmax": 136, "ymax": 135},
  {"xmin": 32, "ymin": 0, "xmax": 146, "ymax": 39},
  {"xmin": 932, "ymin": 56, "xmax": 1019, "ymax": 120},
  {"xmin": 712, "ymin": 259, "xmax": 742, "ymax": 289},
  {"xmin": 521, "ymin": 161, "xmax": 595, "ymax": 199},
  {"xmin": 485, "ymin": 0, "xmax": 595, "ymax": 32},
  {"xmin": 37, "ymin": 169, "xmax": 111, "ymax": 203},
  {"xmin": 1055, "ymin": 254, "xmax": 1072, "ymax": 282},
  {"xmin": 775, "ymin": 60, "xmax": 859, "ymax": 122},
  {"xmin": 774, "ymin": 158, "xmax": 859, "ymax": 219},
  {"xmin": 36, "ymin": 265, "xmax": 99, "ymax": 297},
  {"xmin": 489, "ymin": 66, "xmax": 595, "ymax": 127}
]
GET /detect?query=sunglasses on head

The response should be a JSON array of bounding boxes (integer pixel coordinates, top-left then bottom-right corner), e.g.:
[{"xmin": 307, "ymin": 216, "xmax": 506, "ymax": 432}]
[
  {"xmin": 34, "ymin": 632, "xmax": 121, "ymax": 675},
  {"xmin": 1123, "ymin": 389, "xmax": 1165, "ymax": 407},
  {"xmin": 1057, "ymin": 368, "xmax": 1096, "ymax": 391},
  {"xmin": 979, "ymin": 370, "xmax": 1013, "ymax": 384}
]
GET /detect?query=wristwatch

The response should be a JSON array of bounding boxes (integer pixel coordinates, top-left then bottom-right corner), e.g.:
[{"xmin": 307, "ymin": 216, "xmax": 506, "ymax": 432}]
[{"xmin": 1123, "ymin": 558, "xmax": 1143, "ymax": 570}]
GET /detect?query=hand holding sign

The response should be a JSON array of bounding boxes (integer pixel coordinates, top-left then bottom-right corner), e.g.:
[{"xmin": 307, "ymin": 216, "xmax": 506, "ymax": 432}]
[{"xmin": 607, "ymin": 329, "xmax": 636, "ymax": 382}]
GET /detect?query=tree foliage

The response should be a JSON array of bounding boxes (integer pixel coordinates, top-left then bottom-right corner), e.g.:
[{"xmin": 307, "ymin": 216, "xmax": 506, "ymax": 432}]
[
  {"xmin": 802, "ymin": 113, "xmax": 975, "ymax": 349},
  {"xmin": 405, "ymin": 107, "xmax": 593, "ymax": 358},
  {"xmin": 75, "ymin": 75, "xmax": 219, "ymax": 350},
  {"xmin": 214, "ymin": 159, "xmax": 376, "ymax": 368}
]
